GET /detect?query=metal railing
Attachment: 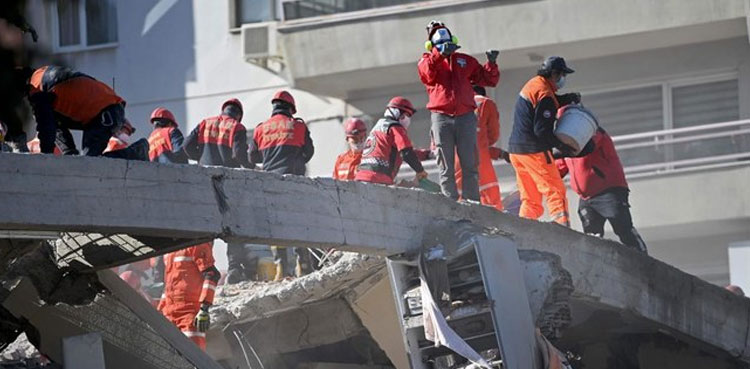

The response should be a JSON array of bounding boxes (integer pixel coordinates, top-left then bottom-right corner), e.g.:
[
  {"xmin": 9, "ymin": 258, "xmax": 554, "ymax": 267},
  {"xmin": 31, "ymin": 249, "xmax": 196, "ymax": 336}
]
[
  {"xmin": 397, "ymin": 118, "xmax": 750, "ymax": 187},
  {"xmin": 612, "ymin": 119, "xmax": 750, "ymax": 179}
]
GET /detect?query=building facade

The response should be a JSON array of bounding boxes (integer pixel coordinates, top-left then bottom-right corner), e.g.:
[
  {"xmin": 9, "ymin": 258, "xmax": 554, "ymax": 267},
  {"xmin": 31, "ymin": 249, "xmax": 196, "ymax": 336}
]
[{"xmin": 26, "ymin": 0, "xmax": 750, "ymax": 286}]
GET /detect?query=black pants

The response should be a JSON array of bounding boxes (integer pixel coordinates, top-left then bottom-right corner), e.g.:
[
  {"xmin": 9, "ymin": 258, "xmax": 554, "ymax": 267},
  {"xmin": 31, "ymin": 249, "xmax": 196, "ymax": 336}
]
[
  {"xmin": 578, "ymin": 188, "xmax": 648, "ymax": 253},
  {"xmin": 56, "ymin": 104, "xmax": 125, "ymax": 156}
]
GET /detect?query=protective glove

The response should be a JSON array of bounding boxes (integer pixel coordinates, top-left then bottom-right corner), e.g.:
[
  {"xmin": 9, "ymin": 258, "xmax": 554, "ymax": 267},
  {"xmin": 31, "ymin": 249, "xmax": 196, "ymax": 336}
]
[
  {"xmin": 551, "ymin": 147, "xmax": 566, "ymax": 160},
  {"xmin": 194, "ymin": 303, "xmax": 211, "ymax": 332},
  {"xmin": 485, "ymin": 49, "xmax": 500, "ymax": 64},
  {"xmin": 416, "ymin": 171, "xmax": 429, "ymax": 180},
  {"xmin": 562, "ymin": 92, "xmax": 582, "ymax": 104},
  {"xmin": 437, "ymin": 42, "xmax": 460, "ymax": 56}
]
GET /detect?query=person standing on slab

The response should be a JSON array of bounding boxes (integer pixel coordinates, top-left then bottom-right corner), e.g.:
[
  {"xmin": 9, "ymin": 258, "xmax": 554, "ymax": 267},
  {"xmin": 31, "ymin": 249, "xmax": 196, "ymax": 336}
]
[{"xmin": 417, "ymin": 20, "xmax": 500, "ymax": 202}]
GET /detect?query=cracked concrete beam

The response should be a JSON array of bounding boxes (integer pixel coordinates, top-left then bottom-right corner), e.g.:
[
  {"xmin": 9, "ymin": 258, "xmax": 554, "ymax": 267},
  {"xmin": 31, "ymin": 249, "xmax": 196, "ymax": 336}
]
[{"xmin": 2, "ymin": 154, "xmax": 750, "ymax": 362}]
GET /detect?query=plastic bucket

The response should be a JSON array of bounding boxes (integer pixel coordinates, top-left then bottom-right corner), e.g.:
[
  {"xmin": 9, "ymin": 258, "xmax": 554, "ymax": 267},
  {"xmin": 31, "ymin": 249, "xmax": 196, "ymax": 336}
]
[{"xmin": 554, "ymin": 104, "xmax": 598, "ymax": 154}]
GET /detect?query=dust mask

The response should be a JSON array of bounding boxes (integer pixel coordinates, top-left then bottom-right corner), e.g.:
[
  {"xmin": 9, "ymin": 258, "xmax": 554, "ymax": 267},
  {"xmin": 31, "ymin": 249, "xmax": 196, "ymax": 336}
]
[
  {"xmin": 116, "ymin": 132, "xmax": 130, "ymax": 143},
  {"xmin": 556, "ymin": 75, "xmax": 566, "ymax": 90},
  {"xmin": 350, "ymin": 141, "xmax": 365, "ymax": 151},
  {"xmin": 399, "ymin": 115, "xmax": 411, "ymax": 129}
]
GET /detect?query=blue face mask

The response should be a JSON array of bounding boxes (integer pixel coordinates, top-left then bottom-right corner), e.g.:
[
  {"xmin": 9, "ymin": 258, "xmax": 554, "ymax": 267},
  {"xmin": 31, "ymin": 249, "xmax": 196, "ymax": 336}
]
[{"xmin": 556, "ymin": 75, "xmax": 566, "ymax": 89}]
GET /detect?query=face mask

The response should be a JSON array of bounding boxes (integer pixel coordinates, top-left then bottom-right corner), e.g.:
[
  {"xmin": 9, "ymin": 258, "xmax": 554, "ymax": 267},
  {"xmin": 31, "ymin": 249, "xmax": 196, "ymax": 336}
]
[
  {"xmin": 399, "ymin": 115, "xmax": 411, "ymax": 129},
  {"xmin": 350, "ymin": 141, "xmax": 366, "ymax": 151},
  {"xmin": 556, "ymin": 75, "xmax": 566, "ymax": 90},
  {"xmin": 431, "ymin": 28, "xmax": 451, "ymax": 45},
  {"xmin": 116, "ymin": 133, "xmax": 130, "ymax": 143}
]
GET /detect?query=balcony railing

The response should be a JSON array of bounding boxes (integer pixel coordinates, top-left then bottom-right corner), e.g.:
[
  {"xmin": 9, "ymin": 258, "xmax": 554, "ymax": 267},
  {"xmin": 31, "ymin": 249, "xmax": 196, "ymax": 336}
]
[{"xmin": 397, "ymin": 119, "xmax": 750, "ymax": 188}]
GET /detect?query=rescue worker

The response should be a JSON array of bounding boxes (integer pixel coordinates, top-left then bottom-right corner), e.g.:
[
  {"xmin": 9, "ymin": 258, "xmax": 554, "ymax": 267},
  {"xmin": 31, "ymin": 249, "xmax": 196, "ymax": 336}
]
[
  {"xmin": 508, "ymin": 56, "xmax": 582, "ymax": 226},
  {"xmin": 184, "ymin": 98, "xmax": 252, "ymax": 168},
  {"xmin": 184, "ymin": 99, "xmax": 251, "ymax": 284},
  {"xmin": 355, "ymin": 96, "xmax": 428, "ymax": 185},
  {"xmin": 147, "ymin": 107, "xmax": 188, "ymax": 164},
  {"xmin": 158, "ymin": 242, "xmax": 220, "ymax": 351},
  {"xmin": 455, "ymin": 86, "xmax": 503, "ymax": 211},
  {"xmin": 555, "ymin": 126, "xmax": 648, "ymax": 253},
  {"xmin": 118, "ymin": 270, "xmax": 151, "ymax": 302},
  {"xmin": 103, "ymin": 120, "xmax": 135, "ymax": 153},
  {"xmin": 24, "ymin": 65, "xmax": 129, "ymax": 156},
  {"xmin": 249, "ymin": 90, "xmax": 315, "ymax": 280},
  {"xmin": 332, "ymin": 117, "xmax": 367, "ymax": 180},
  {"xmin": 418, "ymin": 20, "xmax": 500, "ymax": 202}
]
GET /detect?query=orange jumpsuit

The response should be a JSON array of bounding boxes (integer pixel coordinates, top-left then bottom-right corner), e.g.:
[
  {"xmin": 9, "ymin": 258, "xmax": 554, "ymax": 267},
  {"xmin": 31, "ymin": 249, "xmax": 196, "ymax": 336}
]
[
  {"xmin": 332, "ymin": 149, "xmax": 362, "ymax": 180},
  {"xmin": 455, "ymin": 95, "xmax": 503, "ymax": 210},
  {"xmin": 103, "ymin": 137, "xmax": 128, "ymax": 153},
  {"xmin": 509, "ymin": 76, "xmax": 569, "ymax": 225},
  {"xmin": 158, "ymin": 243, "xmax": 218, "ymax": 350}
]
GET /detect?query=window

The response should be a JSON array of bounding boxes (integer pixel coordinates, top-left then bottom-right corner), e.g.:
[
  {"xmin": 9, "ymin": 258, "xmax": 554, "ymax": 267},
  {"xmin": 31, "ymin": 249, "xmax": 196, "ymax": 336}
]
[
  {"xmin": 232, "ymin": 0, "xmax": 280, "ymax": 27},
  {"xmin": 282, "ymin": 0, "xmax": 426, "ymax": 21},
  {"xmin": 582, "ymin": 75, "xmax": 741, "ymax": 168},
  {"xmin": 52, "ymin": 0, "xmax": 118, "ymax": 52}
]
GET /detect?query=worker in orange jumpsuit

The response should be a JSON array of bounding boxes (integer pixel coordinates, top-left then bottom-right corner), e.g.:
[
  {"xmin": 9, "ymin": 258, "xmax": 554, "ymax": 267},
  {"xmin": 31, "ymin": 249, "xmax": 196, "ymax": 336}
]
[
  {"xmin": 508, "ymin": 56, "xmax": 581, "ymax": 226},
  {"xmin": 455, "ymin": 86, "xmax": 503, "ymax": 211},
  {"xmin": 158, "ymin": 243, "xmax": 220, "ymax": 350},
  {"xmin": 103, "ymin": 120, "xmax": 136, "ymax": 153},
  {"xmin": 332, "ymin": 118, "xmax": 367, "ymax": 180}
]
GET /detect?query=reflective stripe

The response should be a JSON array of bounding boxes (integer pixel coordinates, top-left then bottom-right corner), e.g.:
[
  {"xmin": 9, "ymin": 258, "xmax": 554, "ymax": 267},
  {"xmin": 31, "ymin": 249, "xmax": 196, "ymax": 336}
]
[
  {"xmin": 202, "ymin": 283, "xmax": 217, "ymax": 291},
  {"xmin": 337, "ymin": 170, "xmax": 349, "ymax": 176},
  {"xmin": 173, "ymin": 256, "xmax": 194, "ymax": 262},
  {"xmin": 160, "ymin": 294, "xmax": 166, "ymax": 299},
  {"xmin": 479, "ymin": 182, "xmax": 499, "ymax": 191},
  {"xmin": 183, "ymin": 331, "xmax": 206, "ymax": 338}
]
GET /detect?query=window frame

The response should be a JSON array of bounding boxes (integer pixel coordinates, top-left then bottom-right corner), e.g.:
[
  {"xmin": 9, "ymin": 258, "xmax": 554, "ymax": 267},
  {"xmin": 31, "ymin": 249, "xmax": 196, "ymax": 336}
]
[
  {"xmin": 579, "ymin": 70, "xmax": 739, "ymax": 134},
  {"xmin": 50, "ymin": 0, "xmax": 118, "ymax": 54},
  {"xmin": 229, "ymin": 0, "xmax": 281, "ymax": 32}
]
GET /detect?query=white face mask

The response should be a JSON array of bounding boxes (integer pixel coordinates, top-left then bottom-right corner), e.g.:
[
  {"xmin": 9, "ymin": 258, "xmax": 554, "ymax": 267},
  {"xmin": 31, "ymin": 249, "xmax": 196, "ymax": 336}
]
[
  {"xmin": 116, "ymin": 133, "xmax": 130, "ymax": 143},
  {"xmin": 399, "ymin": 115, "xmax": 411, "ymax": 129},
  {"xmin": 350, "ymin": 141, "xmax": 365, "ymax": 152},
  {"xmin": 556, "ymin": 75, "xmax": 566, "ymax": 90}
]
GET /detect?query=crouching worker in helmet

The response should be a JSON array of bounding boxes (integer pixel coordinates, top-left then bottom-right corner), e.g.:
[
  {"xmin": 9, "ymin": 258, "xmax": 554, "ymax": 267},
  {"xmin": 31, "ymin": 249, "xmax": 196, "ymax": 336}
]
[
  {"xmin": 158, "ymin": 242, "xmax": 220, "ymax": 351},
  {"xmin": 355, "ymin": 97, "xmax": 429, "ymax": 185},
  {"xmin": 333, "ymin": 117, "xmax": 367, "ymax": 180},
  {"xmin": 147, "ymin": 107, "xmax": 188, "ymax": 164}
]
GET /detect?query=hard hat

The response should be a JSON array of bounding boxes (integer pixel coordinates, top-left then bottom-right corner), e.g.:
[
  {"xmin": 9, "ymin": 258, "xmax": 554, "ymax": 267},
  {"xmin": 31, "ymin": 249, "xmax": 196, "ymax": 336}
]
[
  {"xmin": 149, "ymin": 107, "xmax": 177, "ymax": 126},
  {"xmin": 387, "ymin": 96, "xmax": 416, "ymax": 116},
  {"xmin": 272, "ymin": 90, "xmax": 296, "ymax": 114},
  {"xmin": 426, "ymin": 20, "xmax": 450, "ymax": 39},
  {"xmin": 343, "ymin": 118, "xmax": 367, "ymax": 137},
  {"xmin": 540, "ymin": 56, "xmax": 575, "ymax": 74},
  {"xmin": 222, "ymin": 98, "xmax": 244, "ymax": 115}
]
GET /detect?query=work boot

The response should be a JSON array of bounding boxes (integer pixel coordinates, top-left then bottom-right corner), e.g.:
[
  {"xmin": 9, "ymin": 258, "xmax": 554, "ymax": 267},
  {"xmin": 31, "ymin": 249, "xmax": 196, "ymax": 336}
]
[{"xmin": 225, "ymin": 267, "xmax": 247, "ymax": 285}]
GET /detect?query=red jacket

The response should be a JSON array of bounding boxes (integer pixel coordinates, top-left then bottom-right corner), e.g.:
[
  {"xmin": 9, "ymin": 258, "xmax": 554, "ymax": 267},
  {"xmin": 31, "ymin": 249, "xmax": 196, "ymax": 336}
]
[
  {"xmin": 250, "ymin": 113, "xmax": 314, "ymax": 175},
  {"xmin": 148, "ymin": 126, "xmax": 188, "ymax": 164},
  {"xmin": 355, "ymin": 118, "xmax": 421, "ymax": 185},
  {"xmin": 418, "ymin": 48, "xmax": 500, "ymax": 116},
  {"xmin": 556, "ymin": 130, "xmax": 628, "ymax": 200},
  {"xmin": 333, "ymin": 150, "xmax": 362, "ymax": 180}
]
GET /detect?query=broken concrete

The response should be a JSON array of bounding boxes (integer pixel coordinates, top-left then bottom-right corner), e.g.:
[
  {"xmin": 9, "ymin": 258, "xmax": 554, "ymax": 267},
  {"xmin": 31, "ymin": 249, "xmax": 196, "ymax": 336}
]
[{"xmin": 2, "ymin": 154, "xmax": 750, "ymax": 365}]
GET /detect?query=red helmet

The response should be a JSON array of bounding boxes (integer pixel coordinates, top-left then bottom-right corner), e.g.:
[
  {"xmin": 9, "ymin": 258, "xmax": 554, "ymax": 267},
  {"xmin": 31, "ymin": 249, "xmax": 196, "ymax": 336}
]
[
  {"xmin": 222, "ymin": 98, "xmax": 244, "ymax": 115},
  {"xmin": 343, "ymin": 118, "xmax": 367, "ymax": 138},
  {"xmin": 426, "ymin": 20, "xmax": 450, "ymax": 39},
  {"xmin": 272, "ymin": 90, "xmax": 296, "ymax": 114},
  {"xmin": 387, "ymin": 96, "xmax": 416, "ymax": 116},
  {"xmin": 150, "ymin": 107, "xmax": 177, "ymax": 126}
]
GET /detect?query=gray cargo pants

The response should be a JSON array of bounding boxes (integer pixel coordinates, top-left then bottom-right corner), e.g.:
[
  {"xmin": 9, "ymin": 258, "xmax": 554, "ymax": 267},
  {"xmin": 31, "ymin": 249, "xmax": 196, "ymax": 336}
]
[{"xmin": 431, "ymin": 111, "xmax": 480, "ymax": 201}]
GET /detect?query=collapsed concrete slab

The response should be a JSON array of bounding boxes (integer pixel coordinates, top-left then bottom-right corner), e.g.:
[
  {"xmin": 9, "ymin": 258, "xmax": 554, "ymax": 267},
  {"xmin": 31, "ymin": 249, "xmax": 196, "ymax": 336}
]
[{"xmin": 2, "ymin": 154, "xmax": 750, "ymax": 366}]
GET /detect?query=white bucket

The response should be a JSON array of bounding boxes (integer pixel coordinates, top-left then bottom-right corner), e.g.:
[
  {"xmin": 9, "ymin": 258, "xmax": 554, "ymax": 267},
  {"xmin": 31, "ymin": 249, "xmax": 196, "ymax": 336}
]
[{"xmin": 554, "ymin": 104, "xmax": 598, "ymax": 154}]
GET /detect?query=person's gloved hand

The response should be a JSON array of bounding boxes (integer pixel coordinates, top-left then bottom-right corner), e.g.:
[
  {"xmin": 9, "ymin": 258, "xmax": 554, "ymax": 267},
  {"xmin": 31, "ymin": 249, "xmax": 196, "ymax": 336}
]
[
  {"xmin": 486, "ymin": 49, "xmax": 500, "ymax": 64},
  {"xmin": 194, "ymin": 303, "xmax": 211, "ymax": 332},
  {"xmin": 562, "ymin": 92, "xmax": 582, "ymax": 104},
  {"xmin": 416, "ymin": 171, "xmax": 429, "ymax": 180},
  {"xmin": 437, "ymin": 42, "xmax": 460, "ymax": 56},
  {"xmin": 551, "ymin": 147, "xmax": 566, "ymax": 159}
]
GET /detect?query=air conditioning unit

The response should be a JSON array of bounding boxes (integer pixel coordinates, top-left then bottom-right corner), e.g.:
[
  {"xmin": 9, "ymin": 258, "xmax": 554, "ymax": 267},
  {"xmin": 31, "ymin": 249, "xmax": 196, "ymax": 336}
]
[{"xmin": 241, "ymin": 22, "xmax": 278, "ymax": 61}]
